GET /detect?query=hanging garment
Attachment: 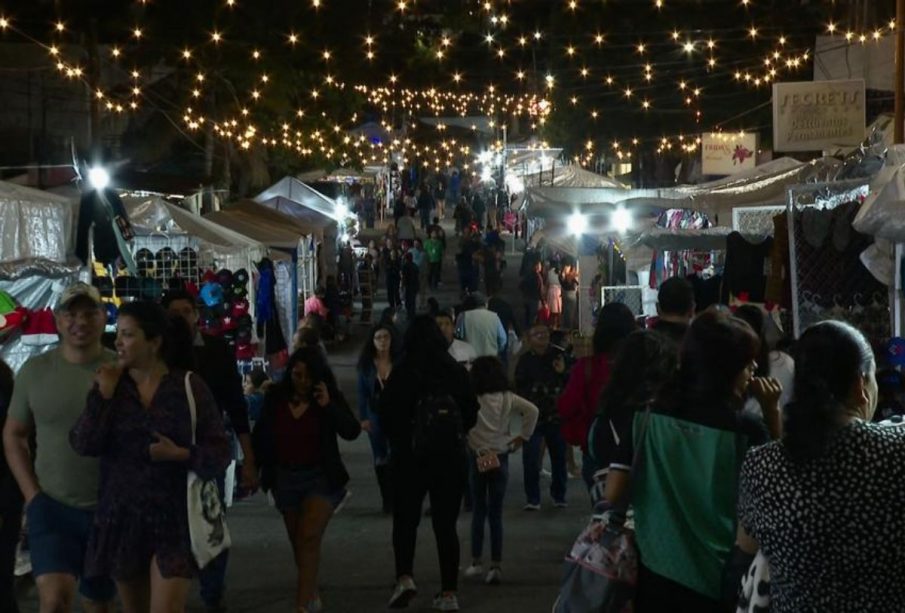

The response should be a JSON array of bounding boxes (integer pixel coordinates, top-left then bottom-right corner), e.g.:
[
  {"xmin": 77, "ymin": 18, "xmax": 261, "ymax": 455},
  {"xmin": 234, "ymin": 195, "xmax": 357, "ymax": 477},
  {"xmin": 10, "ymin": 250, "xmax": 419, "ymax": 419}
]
[
  {"xmin": 75, "ymin": 189, "xmax": 137, "ymax": 272},
  {"xmin": 254, "ymin": 258, "xmax": 286, "ymax": 355},
  {"xmin": 765, "ymin": 213, "xmax": 791, "ymax": 308},
  {"xmin": 721, "ymin": 233, "xmax": 773, "ymax": 304}
]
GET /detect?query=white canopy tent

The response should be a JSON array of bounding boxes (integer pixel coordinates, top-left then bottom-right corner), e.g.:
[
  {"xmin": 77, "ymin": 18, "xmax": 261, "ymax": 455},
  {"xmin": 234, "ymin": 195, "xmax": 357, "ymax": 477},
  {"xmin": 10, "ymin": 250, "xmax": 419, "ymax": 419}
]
[{"xmin": 0, "ymin": 180, "xmax": 75, "ymax": 264}]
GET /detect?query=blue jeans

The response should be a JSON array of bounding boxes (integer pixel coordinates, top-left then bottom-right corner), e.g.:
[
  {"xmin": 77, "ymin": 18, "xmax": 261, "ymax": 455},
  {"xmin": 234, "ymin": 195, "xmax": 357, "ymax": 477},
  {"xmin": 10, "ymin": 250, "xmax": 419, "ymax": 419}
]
[
  {"xmin": 470, "ymin": 453, "xmax": 509, "ymax": 563},
  {"xmin": 199, "ymin": 475, "xmax": 229, "ymax": 607},
  {"xmin": 523, "ymin": 422, "xmax": 567, "ymax": 505},
  {"xmin": 365, "ymin": 419, "xmax": 390, "ymax": 465}
]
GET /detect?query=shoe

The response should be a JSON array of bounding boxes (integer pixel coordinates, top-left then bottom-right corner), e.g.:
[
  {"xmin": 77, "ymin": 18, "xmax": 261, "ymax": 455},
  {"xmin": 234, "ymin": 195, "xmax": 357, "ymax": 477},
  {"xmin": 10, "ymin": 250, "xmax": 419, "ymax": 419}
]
[
  {"xmin": 523, "ymin": 503, "xmax": 541, "ymax": 511},
  {"xmin": 464, "ymin": 564, "xmax": 484, "ymax": 578},
  {"xmin": 485, "ymin": 567, "xmax": 502, "ymax": 585},
  {"xmin": 554, "ymin": 501, "xmax": 569, "ymax": 508},
  {"xmin": 432, "ymin": 592, "xmax": 460, "ymax": 611},
  {"xmin": 389, "ymin": 577, "xmax": 418, "ymax": 608}
]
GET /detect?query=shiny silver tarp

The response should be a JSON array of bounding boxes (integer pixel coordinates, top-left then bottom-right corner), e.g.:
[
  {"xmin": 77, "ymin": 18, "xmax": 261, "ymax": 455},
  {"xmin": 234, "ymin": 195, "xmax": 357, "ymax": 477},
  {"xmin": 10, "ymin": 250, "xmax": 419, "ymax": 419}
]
[
  {"xmin": 0, "ymin": 181, "xmax": 75, "ymax": 264},
  {"xmin": 0, "ymin": 259, "xmax": 83, "ymax": 372}
]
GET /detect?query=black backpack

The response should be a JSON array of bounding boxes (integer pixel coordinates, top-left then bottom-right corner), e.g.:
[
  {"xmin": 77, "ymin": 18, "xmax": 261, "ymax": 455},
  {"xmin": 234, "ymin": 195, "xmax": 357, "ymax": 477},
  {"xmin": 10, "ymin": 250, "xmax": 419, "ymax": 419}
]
[{"xmin": 412, "ymin": 383, "xmax": 465, "ymax": 458}]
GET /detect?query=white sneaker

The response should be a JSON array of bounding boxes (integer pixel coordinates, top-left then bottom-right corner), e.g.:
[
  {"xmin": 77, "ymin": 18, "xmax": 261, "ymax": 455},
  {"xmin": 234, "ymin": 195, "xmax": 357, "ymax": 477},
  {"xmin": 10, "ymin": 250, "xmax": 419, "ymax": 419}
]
[
  {"xmin": 432, "ymin": 593, "xmax": 460, "ymax": 611},
  {"xmin": 523, "ymin": 503, "xmax": 541, "ymax": 511},
  {"xmin": 464, "ymin": 563, "xmax": 484, "ymax": 578},
  {"xmin": 388, "ymin": 577, "xmax": 417, "ymax": 608},
  {"xmin": 554, "ymin": 501, "xmax": 569, "ymax": 509},
  {"xmin": 485, "ymin": 567, "xmax": 502, "ymax": 585}
]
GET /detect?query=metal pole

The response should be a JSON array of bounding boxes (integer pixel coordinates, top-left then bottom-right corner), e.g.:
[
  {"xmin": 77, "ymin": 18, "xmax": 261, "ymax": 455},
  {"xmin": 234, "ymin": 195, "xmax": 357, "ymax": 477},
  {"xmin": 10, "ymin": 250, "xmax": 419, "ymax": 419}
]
[{"xmin": 897, "ymin": 0, "xmax": 905, "ymax": 143}]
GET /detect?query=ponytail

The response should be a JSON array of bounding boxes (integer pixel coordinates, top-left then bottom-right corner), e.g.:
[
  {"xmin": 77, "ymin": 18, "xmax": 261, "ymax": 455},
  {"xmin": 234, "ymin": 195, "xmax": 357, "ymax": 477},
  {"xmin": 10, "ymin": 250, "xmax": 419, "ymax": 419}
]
[{"xmin": 785, "ymin": 321, "xmax": 874, "ymax": 462}]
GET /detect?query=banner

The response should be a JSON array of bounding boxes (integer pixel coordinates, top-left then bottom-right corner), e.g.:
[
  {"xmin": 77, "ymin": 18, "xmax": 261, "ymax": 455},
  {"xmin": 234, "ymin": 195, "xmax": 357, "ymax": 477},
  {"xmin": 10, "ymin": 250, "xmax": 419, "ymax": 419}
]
[
  {"xmin": 701, "ymin": 132, "xmax": 758, "ymax": 175},
  {"xmin": 773, "ymin": 79, "xmax": 866, "ymax": 151}
]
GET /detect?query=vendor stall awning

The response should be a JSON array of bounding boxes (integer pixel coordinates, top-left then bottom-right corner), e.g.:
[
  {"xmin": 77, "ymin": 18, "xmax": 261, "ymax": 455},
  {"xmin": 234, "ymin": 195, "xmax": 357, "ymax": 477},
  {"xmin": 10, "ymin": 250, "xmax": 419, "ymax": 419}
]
[
  {"xmin": 0, "ymin": 180, "xmax": 74, "ymax": 264},
  {"xmin": 255, "ymin": 176, "xmax": 342, "ymax": 225},
  {"xmin": 205, "ymin": 200, "xmax": 318, "ymax": 250}
]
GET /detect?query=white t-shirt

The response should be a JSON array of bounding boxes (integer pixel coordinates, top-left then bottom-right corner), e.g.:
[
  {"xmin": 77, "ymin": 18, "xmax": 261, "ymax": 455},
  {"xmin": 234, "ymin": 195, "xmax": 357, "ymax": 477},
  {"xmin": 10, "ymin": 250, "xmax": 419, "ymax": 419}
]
[{"xmin": 744, "ymin": 350, "xmax": 795, "ymax": 417}]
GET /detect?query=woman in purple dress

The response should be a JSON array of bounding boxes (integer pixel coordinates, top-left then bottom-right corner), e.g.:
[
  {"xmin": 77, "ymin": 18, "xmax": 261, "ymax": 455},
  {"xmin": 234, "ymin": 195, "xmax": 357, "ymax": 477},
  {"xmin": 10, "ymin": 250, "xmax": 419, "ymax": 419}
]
[{"xmin": 70, "ymin": 301, "xmax": 229, "ymax": 613}]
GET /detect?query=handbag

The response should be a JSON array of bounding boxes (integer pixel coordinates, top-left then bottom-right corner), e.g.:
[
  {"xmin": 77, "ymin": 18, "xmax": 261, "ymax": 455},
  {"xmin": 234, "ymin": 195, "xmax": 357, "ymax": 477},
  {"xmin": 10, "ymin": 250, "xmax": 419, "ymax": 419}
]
[
  {"xmin": 185, "ymin": 372, "xmax": 231, "ymax": 569},
  {"xmin": 736, "ymin": 550, "xmax": 771, "ymax": 613},
  {"xmin": 475, "ymin": 450, "xmax": 501, "ymax": 473},
  {"xmin": 552, "ymin": 409, "xmax": 652, "ymax": 613}
]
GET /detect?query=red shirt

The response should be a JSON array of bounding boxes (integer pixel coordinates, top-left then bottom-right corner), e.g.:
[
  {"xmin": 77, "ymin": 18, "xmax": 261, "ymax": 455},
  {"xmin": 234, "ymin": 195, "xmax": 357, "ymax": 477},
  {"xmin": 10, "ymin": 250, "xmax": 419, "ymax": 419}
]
[{"xmin": 275, "ymin": 401, "xmax": 322, "ymax": 467}]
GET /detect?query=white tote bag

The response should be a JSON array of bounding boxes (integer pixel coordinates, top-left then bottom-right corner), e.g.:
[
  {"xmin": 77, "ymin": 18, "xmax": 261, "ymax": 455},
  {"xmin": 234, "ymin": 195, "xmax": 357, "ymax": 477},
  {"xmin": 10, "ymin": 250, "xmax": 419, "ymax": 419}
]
[{"xmin": 184, "ymin": 372, "xmax": 231, "ymax": 569}]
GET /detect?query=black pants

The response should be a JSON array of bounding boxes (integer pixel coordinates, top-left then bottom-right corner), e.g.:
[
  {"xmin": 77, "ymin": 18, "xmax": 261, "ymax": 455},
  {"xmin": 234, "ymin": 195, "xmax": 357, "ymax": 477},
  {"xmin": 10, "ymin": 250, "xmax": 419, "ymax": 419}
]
[
  {"xmin": 635, "ymin": 563, "xmax": 729, "ymax": 613},
  {"xmin": 387, "ymin": 276, "xmax": 401, "ymax": 308},
  {"xmin": 429, "ymin": 262, "xmax": 441, "ymax": 289},
  {"xmin": 404, "ymin": 290, "xmax": 418, "ymax": 319},
  {"xmin": 0, "ymin": 504, "xmax": 23, "ymax": 613},
  {"xmin": 392, "ymin": 455, "xmax": 465, "ymax": 592}
]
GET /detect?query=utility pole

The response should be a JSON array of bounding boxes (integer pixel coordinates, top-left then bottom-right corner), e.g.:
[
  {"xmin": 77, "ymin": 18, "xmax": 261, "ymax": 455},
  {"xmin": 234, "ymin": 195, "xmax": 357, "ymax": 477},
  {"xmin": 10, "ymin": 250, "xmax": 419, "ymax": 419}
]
[{"xmin": 896, "ymin": 0, "xmax": 904, "ymax": 143}]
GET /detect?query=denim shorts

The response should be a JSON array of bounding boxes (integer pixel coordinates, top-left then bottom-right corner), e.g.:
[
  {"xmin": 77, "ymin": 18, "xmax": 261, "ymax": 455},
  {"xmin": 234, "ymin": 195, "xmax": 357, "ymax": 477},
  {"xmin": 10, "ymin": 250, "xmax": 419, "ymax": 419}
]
[
  {"xmin": 26, "ymin": 492, "xmax": 116, "ymax": 602},
  {"xmin": 273, "ymin": 467, "xmax": 345, "ymax": 512}
]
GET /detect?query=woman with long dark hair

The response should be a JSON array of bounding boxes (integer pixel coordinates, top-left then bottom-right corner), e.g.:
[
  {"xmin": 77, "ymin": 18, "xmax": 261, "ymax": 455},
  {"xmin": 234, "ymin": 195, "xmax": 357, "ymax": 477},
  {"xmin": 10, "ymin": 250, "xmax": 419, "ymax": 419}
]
[
  {"xmin": 253, "ymin": 346, "xmax": 360, "ymax": 612},
  {"xmin": 734, "ymin": 304, "xmax": 795, "ymax": 414},
  {"xmin": 604, "ymin": 310, "xmax": 782, "ymax": 612},
  {"xmin": 357, "ymin": 324, "xmax": 401, "ymax": 514},
  {"xmin": 558, "ymin": 303, "xmax": 636, "ymax": 491},
  {"xmin": 590, "ymin": 329, "xmax": 677, "ymax": 481},
  {"xmin": 737, "ymin": 321, "xmax": 905, "ymax": 611},
  {"xmin": 70, "ymin": 301, "xmax": 230, "ymax": 613},
  {"xmin": 379, "ymin": 315, "xmax": 479, "ymax": 612}
]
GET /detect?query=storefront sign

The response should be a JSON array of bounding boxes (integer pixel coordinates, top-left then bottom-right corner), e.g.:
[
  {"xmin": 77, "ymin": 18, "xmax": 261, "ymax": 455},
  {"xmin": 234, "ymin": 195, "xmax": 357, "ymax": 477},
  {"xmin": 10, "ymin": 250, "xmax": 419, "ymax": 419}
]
[
  {"xmin": 773, "ymin": 79, "xmax": 865, "ymax": 151},
  {"xmin": 701, "ymin": 132, "xmax": 758, "ymax": 175}
]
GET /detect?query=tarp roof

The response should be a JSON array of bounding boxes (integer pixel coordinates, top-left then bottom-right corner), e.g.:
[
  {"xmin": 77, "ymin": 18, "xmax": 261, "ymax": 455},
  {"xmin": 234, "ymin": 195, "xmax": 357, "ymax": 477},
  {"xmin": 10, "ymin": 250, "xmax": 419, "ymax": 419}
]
[
  {"xmin": 204, "ymin": 200, "xmax": 316, "ymax": 250},
  {"xmin": 0, "ymin": 180, "xmax": 74, "ymax": 264},
  {"xmin": 122, "ymin": 196, "xmax": 273, "ymax": 262},
  {"xmin": 519, "ymin": 164, "xmax": 627, "ymax": 189},
  {"xmin": 524, "ymin": 156, "xmax": 842, "ymax": 221},
  {"xmin": 255, "ymin": 176, "xmax": 341, "ymax": 225}
]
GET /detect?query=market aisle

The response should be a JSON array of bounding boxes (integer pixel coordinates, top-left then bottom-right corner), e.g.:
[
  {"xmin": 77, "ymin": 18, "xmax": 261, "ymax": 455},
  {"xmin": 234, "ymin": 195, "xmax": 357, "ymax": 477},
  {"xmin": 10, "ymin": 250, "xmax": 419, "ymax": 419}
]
[{"xmin": 15, "ymin": 220, "xmax": 590, "ymax": 613}]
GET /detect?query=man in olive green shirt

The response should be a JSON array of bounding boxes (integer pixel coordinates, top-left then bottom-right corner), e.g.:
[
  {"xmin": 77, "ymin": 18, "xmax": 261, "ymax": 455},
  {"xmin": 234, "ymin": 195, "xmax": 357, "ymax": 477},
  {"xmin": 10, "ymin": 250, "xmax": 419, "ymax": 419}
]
[{"xmin": 3, "ymin": 283, "xmax": 115, "ymax": 612}]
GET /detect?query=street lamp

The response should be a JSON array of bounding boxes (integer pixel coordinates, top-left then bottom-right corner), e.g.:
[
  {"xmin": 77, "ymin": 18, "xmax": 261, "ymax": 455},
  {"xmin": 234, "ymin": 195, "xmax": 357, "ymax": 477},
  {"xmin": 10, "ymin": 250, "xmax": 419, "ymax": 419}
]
[
  {"xmin": 612, "ymin": 206, "xmax": 632, "ymax": 233},
  {"xmin": 88, "ymin": 166, "xmax": 110, "ymax": 191},
  {"xmin": 567, "ymin": 211, "xmax": 588, "ymax": 235}
]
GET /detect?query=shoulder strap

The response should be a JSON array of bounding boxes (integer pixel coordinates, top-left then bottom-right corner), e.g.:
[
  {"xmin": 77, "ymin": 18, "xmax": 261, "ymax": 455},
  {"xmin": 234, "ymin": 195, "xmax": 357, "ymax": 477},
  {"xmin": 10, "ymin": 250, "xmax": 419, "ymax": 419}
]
[
  {"xmin": 185, "ymin": 372, "xmax": 197, "ymax": 444},
  {"xmin": 617, "ymin": 406, "xmax": 653, "ymax": 514}
]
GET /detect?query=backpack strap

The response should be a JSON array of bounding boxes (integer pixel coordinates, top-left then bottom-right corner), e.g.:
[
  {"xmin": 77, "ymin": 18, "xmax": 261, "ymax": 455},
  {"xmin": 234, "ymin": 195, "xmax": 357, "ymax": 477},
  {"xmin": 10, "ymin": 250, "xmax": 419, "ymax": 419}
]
[{"xmin": 185, "ymin": 372, "xmax": 197, "ymax": 445}]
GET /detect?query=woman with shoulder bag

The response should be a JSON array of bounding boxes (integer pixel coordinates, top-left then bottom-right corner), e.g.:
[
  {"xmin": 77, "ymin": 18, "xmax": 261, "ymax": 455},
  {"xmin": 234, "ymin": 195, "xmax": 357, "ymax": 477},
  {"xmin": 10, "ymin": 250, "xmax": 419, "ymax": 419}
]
[
  {"xmin": 464, "ymin": 356, "xmax": 539, "ymax": 586},
  {"xmin": 253, "ymin": 346, "xmax": 361, "ymax": 613},
  {"xmin": 69, "ymin": 301, "xmax": 230, "ymax": 613}
]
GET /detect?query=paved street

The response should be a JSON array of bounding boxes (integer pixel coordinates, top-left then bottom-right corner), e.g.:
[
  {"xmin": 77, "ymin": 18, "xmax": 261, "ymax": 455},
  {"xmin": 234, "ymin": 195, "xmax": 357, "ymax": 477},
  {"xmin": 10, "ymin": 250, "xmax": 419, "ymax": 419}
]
[{"xmin": 17, "ymin": 221, "xmax": 592, "ymax": 612}]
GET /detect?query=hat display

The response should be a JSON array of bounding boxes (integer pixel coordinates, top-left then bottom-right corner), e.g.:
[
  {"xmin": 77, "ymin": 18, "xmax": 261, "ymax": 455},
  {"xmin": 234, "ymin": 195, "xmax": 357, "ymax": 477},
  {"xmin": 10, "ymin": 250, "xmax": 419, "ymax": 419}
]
[
  {"xmin": 22, "ymin": 308, "xmax": 59, "ymax": 346},
  {"xmin": 200, "ymin": 282, "xmax": 224, "ymax": 308}
]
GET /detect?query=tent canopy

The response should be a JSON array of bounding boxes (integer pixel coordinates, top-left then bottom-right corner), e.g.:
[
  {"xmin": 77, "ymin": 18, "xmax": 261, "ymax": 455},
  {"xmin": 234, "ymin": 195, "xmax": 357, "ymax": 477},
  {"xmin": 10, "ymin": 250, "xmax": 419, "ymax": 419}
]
[
  {"xmin": 0, "ymin": 180, "xmax": 74, "ymax": 264},
  {"xmin": 255, "ymin": 176, "xmax": 341, "ymax": 225},
  {"xmin": 204, "ymin": 200, "xmax": 315, "ymax": 251}
]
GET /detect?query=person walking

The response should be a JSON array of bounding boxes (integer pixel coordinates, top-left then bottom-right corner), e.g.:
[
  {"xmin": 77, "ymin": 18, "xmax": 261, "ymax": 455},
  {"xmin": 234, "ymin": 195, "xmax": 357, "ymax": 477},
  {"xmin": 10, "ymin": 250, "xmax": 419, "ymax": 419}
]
[
  {"xmin": 604, "ymin": 311, "xmax": 781, "ymax": 612},
  {"xmin": 0, "ymin": 360, "xmax": 20, "ymax": 613},
  {"xmin": 464, "ymin": 357, "xmax": 538, "ymax": 586},
  {"xmin": 253, "ymin": 347, "xmax": 361, "ymax": 613},
  {"xmin": 436, "ymin": 310, "xmax": 478, "ymax": 370},
  {"xmin": 357, "ymin": 324, "xmax": 401, "ymax": 514},
  {"xmin": 545, "ymin": 262, "xmax": 562, "ymax": 330},
  {"xmin": 379, "ymin": 316, "xmax": 479, "ymax": 612},
  {"xmin": 401, "ymin": 252, "xmax": 420, "ymax": 320},
  {"xmin": 3, "ymin": 283, "xmax": 117, "ymax": 613},
  {"xmin": 557, "ymin": 303, "xmax": 636, "ymax": 491},
  {"xmin": 559, "ymin": 262, "xmax": 579, "ymax": 331},
  {"xmin": 397, "ymin": 210, "xmax": 417, "ymax": 245},
  {"xmin": 385, "ymin": 248, "xmax": 402, "ymax": 310},
  {"xmin": 737, "ymin": 321, "xmax": 905, "ymax": 612},
  {"xmin": 424, "ymin": 231, "xmax": 444, "ymax": 291},
  {"xmin": 515, "ymin": 323, "xmax": 569, "ymax": 510},
  {"xmin": 417, "ymin": 184, "xmax": 434, "ymax": 231},
  {"xmin": 456, "ymin": 293, "xmax": 508, "ymax": 359},
  {"xmin": 163, "ymin": 290, "xmax": 259, "ymax": 612},
  {"xmin": 69, "ymin": 300, "xmax": 231, "ymax": 613},
  {"xmin": 518, "ymin": 260, "xmax": 544, "ymax": 329},
  {"xmin": 411, "ymin": 239, "xmax": 430, "ymax": 309}
]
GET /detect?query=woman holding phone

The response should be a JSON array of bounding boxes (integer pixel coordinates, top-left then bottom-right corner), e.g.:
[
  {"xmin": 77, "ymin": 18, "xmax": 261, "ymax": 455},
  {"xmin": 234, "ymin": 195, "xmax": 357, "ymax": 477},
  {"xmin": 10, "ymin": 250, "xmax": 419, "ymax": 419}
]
[{"xmin": 253, "ymin": 346, "xmax": 361, "ymax": 613}]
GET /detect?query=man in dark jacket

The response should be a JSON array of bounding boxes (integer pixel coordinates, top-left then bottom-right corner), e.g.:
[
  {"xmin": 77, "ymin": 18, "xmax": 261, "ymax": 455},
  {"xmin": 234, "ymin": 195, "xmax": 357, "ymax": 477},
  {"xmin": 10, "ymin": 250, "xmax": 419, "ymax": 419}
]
[
  {"xmin": 378, "ymin": 316, "xmax": 479, "ymax": 611},
  {"xmin": 163, "ymin": 290, "xmax": 257, "ymax": 613},
  {"xmin": 515, "ymin": 323, "xmax": 569, "ymax": 510}
]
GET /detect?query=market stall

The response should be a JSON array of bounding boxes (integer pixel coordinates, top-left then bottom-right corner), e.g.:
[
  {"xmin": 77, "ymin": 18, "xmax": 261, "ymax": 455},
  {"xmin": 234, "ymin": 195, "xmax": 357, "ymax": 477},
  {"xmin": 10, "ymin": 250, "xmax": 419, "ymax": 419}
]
[{"xmin": 0, "ymin": 181, "xmax": 82, "ymax": 371}]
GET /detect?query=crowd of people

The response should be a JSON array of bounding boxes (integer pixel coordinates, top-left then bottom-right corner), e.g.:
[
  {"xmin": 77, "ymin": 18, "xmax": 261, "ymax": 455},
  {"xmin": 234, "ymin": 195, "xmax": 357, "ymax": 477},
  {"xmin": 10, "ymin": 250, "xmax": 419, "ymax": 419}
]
[{"xmin": 3, "ymin": 198, "xmax": 905, "ymax": 613}]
